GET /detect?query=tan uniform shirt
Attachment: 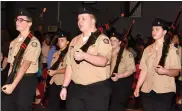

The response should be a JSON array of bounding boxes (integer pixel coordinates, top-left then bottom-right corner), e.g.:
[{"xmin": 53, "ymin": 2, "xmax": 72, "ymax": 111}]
[
  {"xmin": 178, "ymin": 46, "xmax": 182, "ymax": 81},
  {"xmin": 66, "ymin": 33, "xmax": 112, "ymax": 85},
  {"xmin": 49, "ymin": 50, "xmax": 66, "ymax": 85},
  {"xmin": 140, "ymin": 43, "xmax": 181, "ymax": 93},
  {"xmin": 7, "ymin": 35, "xmax": 41, "ymax": 74},
  {"xmin": 111, "ymin": 49, "xmax": 136, "ymax": 75}
]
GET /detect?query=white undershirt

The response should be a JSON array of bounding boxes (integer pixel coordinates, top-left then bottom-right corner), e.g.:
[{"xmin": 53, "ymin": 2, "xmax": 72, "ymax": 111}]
[
  {"xmin": 83, "ymin": 36, "xmax": 89, "ymax": 42},
  {"xmin": 82, "ymin": 33, "xmax": 91, "ymax": 43}
]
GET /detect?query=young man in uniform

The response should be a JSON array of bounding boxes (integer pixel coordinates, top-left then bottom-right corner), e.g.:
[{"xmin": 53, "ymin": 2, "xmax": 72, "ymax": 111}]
[
  {"xmin": 60, "ymin": 7, "xmax": 112, "ymax": 111},
  {"xmin": 109, "ymin": 31, "xmax": 136, "ymax": 111},
  {"xmin": 134, "ymin": 18, "xmax": 181, "ymax": 111},
  {"xmin": 47, "ymin": 30, "xmax": 69, "ymax": 111},
  {"xmin": 2, "ymin": 8, "xmax": 41, "ymax": 111}
]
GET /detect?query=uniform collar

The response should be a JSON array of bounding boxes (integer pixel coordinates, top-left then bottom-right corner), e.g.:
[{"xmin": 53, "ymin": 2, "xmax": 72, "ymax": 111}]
[
  {"xmin": 16, "ymin": 35, "xmax": 26, "ymax": 43},
  {"xmin": 151, "ymin": 42, "xmax": 163, "ymax": 51}
]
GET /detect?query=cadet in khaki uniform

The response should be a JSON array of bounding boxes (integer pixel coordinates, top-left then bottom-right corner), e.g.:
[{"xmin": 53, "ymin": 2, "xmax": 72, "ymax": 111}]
[
  {"xmin": 109, "ymin": 31, "xmax": 136, "ymax": 111},
  {"xmin": 47, "ymin": 30, "xmax": 69, "ymax": 111},
  {"xmin": 1, "ymin": 8, "xmax": 41, "ymax": 111},
  {"xmin": 60, "ymin": 7, "xmax": 112, "ymax": 111},
  {"xmin": 134, "ymin": 18, "xmax": 181, "ymax": 111},
  {"xmin": 172, "ymin": 34, "xmax": 182, "ymax": 105}
]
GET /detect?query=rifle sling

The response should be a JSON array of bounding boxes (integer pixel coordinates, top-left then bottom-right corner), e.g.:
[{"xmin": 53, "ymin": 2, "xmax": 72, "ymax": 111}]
[{"xmin": 6, "ymin": 33, "xmax": 33, "ymax": 84}]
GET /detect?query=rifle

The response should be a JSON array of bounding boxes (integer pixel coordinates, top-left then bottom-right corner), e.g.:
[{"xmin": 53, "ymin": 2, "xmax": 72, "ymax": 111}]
[
  {"xmin": 2, "ymin": 33, "xmax": 33, "ymax": 91},
  {"xmin": 75, "ymin": 29, "xmax": 101, "ymax": 64},
  {"xmin": 46, "ymin": 46, "xmax": 68, "ymax": 86},
  {"xmin": 158, "ymin": 7, "xmax": 181, "ymax": 66},
  {"xmin": 75, "ymin": 15, "xmax": 122, "ymax": 64},
  {"xmin": 98, "ymin": 14, "xmax": 122, "ymax": 34},
  {"xmin": 112, "ymin": 20, "xmax": 135, "ymax": 77}
]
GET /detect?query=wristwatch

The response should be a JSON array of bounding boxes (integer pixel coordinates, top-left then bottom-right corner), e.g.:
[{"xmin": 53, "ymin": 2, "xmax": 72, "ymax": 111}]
[{"xmin": 61, "ymin": 86, "xmax": 68, "ymax": 89}]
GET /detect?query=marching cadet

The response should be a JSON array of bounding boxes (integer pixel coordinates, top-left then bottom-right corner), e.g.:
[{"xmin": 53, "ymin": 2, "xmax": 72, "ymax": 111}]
[
  {"xmin": 134, "ymin": 18, "xmax": 181, "ymax": 111},
  {"xmin": 46, "ymin": 30, "xmax": 69, "ymax": 111},
  {"xmin": 2, "ymin": 8, "xmax": 41, "ymax": 111},
  {"xmin": 171, "ymin": 34, "xmax": 182, "ymax": 107},
  {"xmin": 60, "ymin": 6, "xmax": 112, "ymax": 111},
  {"xmin": 109, "ymin": 31, "xmax": 136, "ymax": 111}
]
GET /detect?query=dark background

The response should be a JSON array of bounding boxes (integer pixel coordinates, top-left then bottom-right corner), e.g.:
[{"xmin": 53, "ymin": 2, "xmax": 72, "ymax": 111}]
[{"xmin": 1, "ymin": 1, "xmax": 182, "ymax": 40}]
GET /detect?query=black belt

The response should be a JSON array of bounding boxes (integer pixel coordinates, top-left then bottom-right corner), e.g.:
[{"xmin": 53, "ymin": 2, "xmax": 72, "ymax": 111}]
[{"xmin": 24, "ymin": 73, "xmax": 35, "ymax": 76}]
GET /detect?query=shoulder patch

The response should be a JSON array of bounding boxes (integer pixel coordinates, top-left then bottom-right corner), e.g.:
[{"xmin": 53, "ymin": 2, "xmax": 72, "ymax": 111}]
[
  {"xmin": 103, "ymin": 38, "xmax": 109, "ymax": 44},
  {"xmin": 31, "ymin": 42, "xmax": 37, "ymax": 47},
  {"xmin": 176, "ymin": 50, "xmax": 179, "ymax": 55}
]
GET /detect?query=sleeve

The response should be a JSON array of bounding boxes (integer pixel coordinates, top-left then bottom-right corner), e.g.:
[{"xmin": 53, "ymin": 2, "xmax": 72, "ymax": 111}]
[
  {"xmin": 23, "ymin": 40, "xmax": 41, "ymax": 63},
  {"xmin": 50, "ymin": 52, "xmax": 57, "ymax": 68},
  {"xmin": 47, "ymin": 46, "xmax": 56, "ymax": 69},
  {"xmin": 126, "ymin": 51, "xmax": 136, "ymax": 74},
  {"xmin": 97, "ymin": 36, "xmax": 112, "ymax": 60},
  {"xmin": 65, "ymin": 40, "xmax": 73, "ymax": 66},
  {"xmin": 139, "ymin": 49, "xmax": 148, "ymax": 73},
  {"xmin": 7, "ymin": 42, "xmax": 13, "ymax": 63},
  {"xmin": 178, "ymin": 47, "xmax": 182, "ymax": 65},
  {"xmin": 169, "ymin": 48, "xmax": 181, "ymax": 69},
  {"xmin": 59, "ymin": 53, "xmax": 68, "ymax": 69}
]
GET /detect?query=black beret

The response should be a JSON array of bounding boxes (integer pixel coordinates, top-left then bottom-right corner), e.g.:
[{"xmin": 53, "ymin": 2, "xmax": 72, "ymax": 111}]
[
  {"xmin": 152, "ymin": 18, "xmax": 169, "ymax": 30},
  {"xmin": 17, "ymin": 8, "xmax": 32, "ymax": 18},
  {"xmin": 55, "ymin": 30, "xmax": 70, "ymax": 40},
  {"xmin": 109, "ymin": 30, "xmax": 123, "ymax": 41},
  {"xmin": 50, "ymin": 30, "xmax": 70, "ymax": 48},
  {"xmin": 77, "ymin": 6, "xmax": 99, "ymax": 17}
]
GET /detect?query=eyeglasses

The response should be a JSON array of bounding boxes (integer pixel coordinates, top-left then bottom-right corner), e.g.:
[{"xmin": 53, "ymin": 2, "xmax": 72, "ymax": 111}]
[{"xmin": 14, "ymin": 18, "xmax": 31, "ymax": 23}]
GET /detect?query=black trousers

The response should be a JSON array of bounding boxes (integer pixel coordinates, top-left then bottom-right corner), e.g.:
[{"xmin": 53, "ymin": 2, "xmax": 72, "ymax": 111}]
[
  {"xmin": 2, "ymin": 74, "xmax": 37, "ymax": 111},
  {"xmin": 141, "ymin": 90, "xmax": 175, "ymax": 111},
  {"xmin": 47, "ymin": 83, "xmax": 66, "ymax": 111},
  {"xmin": 66, "ymin": 80, "xmax": 112, "ymax": 111},
  {"xmin": 176, "ymin": 80, "xmax": 182, "ymax": 100},
  {"xmin": 109, "ymin": 75, "xmax": 133, "ymax": 111},
  {"xmin": 1, "ymin": 64, "xmax": 9, "ymax": 86}
]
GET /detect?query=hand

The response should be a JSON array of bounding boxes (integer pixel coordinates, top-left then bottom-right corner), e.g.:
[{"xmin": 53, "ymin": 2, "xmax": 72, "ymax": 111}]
[
  {"xmin": 74, "ymin": 49, "xmax": 85, "ymax": 61},
  {"xmin": 47, "ymin": 70, "xmax": 56, "ymax": 76},
  {"xmin": 2, "ymin": 84, "xmax": 16, "ymax": 95},
  {"xmin": 134, "ymin": 87, "xmax": 140, "ymax": 97},
  {"xmin": 111, "ymin": 73, "xmax": 119, "ymax": 81},
  {"xmin": 60, "ymin": 88, "xmax": 67, "ymax": 100},
  {"xmin": 155, "ymin": 65, "xmax": 167, "ymax": 75}
]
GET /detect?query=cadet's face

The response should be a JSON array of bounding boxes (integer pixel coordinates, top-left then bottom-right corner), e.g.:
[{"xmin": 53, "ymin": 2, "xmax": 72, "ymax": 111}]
[
  {"xmin": 58, "ymin": 37, "xmax": 69, "ymax": 49},
  {"xmin": 78, "ymin": 14, "xmax": 93, "ymax": 32},
  {"xmin": 15, "ymin": 16, "xmax": 32, "ymax": 32},
  {"xmin": 110, "ymin": 37, "xmax": 121, "ymax": 49},
  {"xmin": 152, "ymin": 26, "xmax": 166, "ymax": 40}
]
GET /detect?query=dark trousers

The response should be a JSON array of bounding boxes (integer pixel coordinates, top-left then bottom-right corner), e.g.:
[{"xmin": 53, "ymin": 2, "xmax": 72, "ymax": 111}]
[
  {"xmin": 47, "ymin": 83, "xmax": 66, "ymax": 111},
  {"xmin": 1, "ymin": 64, "xmax": 9, "ymax": 86},
  {"xmin": 141, "ymin": 90, "xmax": 175, "ymax": 111},
  {"xmin": 176, "ymin": 80, "xmax": 182, "ymax": 100},
  {"xmin": 66, "ymin": 80, "xmax": 112, "ymax": 111},
  {"xmin": 2, "ymin": 74, "xmax": 37, "ymax": 111},
  {"xmin": 109, "ymin": 75, "xmax": 133, "ymax": 111}
]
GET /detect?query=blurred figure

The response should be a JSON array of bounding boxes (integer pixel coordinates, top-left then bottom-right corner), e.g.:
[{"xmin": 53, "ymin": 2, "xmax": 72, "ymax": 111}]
[
  {"xmin": 1, "ymin": 29, "xmax": 11, "ymax": 86},
  {"xmin": 34, "ymin": 24, "xmax": 44, "ymax": 43}
]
